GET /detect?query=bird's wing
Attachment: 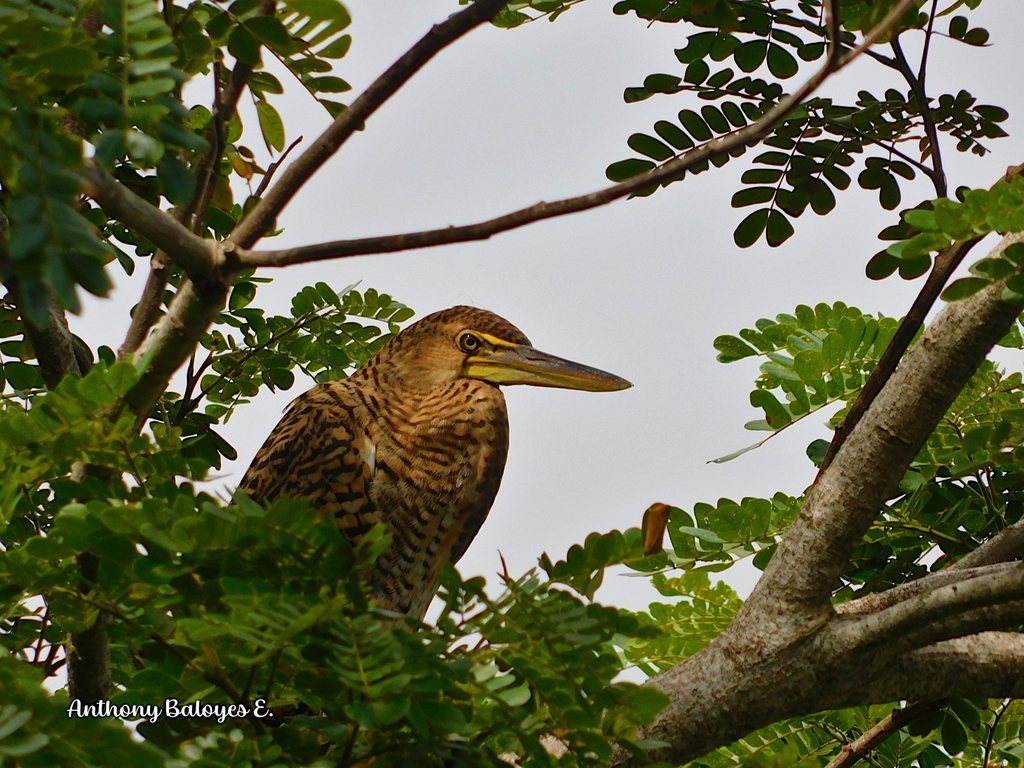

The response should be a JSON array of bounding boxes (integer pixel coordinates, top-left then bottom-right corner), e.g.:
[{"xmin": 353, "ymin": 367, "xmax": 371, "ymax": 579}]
[{"xmin": 238, "ymin": 384, "xmax": 379, "ymax": 541}]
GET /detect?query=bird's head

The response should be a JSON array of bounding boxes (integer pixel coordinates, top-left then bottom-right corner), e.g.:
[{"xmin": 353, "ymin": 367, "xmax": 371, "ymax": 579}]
[{"xmin": 383, "ymin": 306, "xmax": 631, "ymax": 393}]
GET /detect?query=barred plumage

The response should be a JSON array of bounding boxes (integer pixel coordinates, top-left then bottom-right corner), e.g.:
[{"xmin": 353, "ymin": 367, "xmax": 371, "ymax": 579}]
[{"xmin": 239, "ymin": 306, "xmax": 629, "ymax": 620}]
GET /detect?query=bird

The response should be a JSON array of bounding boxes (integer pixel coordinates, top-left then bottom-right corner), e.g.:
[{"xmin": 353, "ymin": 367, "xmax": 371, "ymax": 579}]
[{"xmin": 237, "ymin": 305, "xmax": 631, "ymax": 620}]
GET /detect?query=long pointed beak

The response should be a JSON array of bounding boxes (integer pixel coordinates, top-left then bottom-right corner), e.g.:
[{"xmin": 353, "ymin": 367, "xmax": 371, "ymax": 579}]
[{"xmin": 463, "ymin": 343, "xmax": 631, "ymax": 392}]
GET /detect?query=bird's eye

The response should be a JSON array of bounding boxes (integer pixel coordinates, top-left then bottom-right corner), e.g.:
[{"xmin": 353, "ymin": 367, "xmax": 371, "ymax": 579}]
[{"xmin": 459, "ymin": 332, "xmax": 481, "ymax": 353}]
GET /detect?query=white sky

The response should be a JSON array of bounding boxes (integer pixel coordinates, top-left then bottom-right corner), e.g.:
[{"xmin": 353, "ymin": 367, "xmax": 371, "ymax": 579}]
[{"xmin": 74, "ymin": 0, "xmax": 1024, "ymax": 614}]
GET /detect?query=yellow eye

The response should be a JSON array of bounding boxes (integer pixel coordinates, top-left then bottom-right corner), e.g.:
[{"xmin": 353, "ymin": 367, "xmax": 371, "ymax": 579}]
[{"xmin": 459, "ymin": 332, "xmax": 481, "ymax": 353}]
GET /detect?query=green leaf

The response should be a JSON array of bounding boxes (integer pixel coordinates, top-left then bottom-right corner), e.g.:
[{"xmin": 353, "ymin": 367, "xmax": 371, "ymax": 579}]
[
  {"xmin": 606, "ymin": 158, "xmax": 655, "ymax": 182},
  {"xmin": 678, "ymin": 109, "xmax": 713, "ymax": 141},
  {"xmin": 228, "ymin": 25, "xmax": 261, "ymax": 66},
  {"xmin": 245, "ymin": 16, "xmax": 297, "ymax": 53},
  {"xmin": 735, "ymin": 209, "xmax": 769, "ymax": 248},
  {"xmin": 256, "ymin": 100, "xmax": 285, "ymax": 152},
  {"xmin": 941, "ymin": 277, "xmax": 989, "ymax": 301},
  {"xmin": 157, "ymin": 154, "xmax": 195, "ymax": 205},
  {"xmin": 684, "ymin": 59, "xmax": 709, "ymax": 84},
  {"xmin": 941, "ymin": 713, "xmax": 968, "ymax": 755},
  {"xmin": 766, "ymin": 43, "xmax": 798, "ymax": 78},
  {"xmin": 732, "ymin": 187, "xmax": 774, "ymax": 208},
  {"xmin": 627, "ymin": 133, "xmax": 674, "ymax": 161},
  {"xmin": 229, "ymin": 282, "xmax": 257, "ymax": 310},
  {"xmin": 654, "ymin": 121, "xmax": 693, "ymax": 151},
  {"xmin": 713, "ymin": 335, "xmax": 758, "ymax": 362},
  {"xmin": 308, "ymin": 76, "xmax": 351, "ymax": 93},
  {"xmin": 733, "ymin": 39, "xmax": 768, "ymax": 72},
  {"xmin": 765, "ymin": 209, "xmax": 794, "ymax": 247},
  {"xmin": 496, "ymin": 684, "xmax": 531, "ymax": 706}
]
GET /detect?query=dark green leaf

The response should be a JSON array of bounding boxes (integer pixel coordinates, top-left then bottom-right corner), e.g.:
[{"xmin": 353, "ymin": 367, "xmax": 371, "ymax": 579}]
[
  {"xmin": 700, "ymin": 105, "xmax": 729, "ymax": 134},
  {"xmin": 731, "ymin": 187, "xmax": 774, "ymax": 208},
  {"xmin": 627, "ymin": 133, "xmax": 674, "ymax": 161},
  {"xmin": 734, "ymin": 208, "xmax": 769, "ymax": 248},
  {"xmin": 963, "ymin": 27, "xmax": 989, "ymax": 45},
  {"xmin": 684, "ymin": 59, "xmax": 709, "ymax": 85},
  {"xmin": 245, "ymin": 16, "xmax": 297, "ymax": 53},
  {"xmin": 765, "ymin": 209, "xmax": 794, "ymax": 247},
  {"xmin": 654, "ymin": 121, "xmax": 693, "ymax": 151},
  {"xmin": 941, "ymin": 714, "xmax": 968, "ymax": 755},
  {"xmin": 766, "ymin": 43, "xmax": 798, "ymax": 79},
  {"xmin": 733, "ymin": 40, "xmax": 768, "ymax": 72},
  {"xmin": 606, "ymin": 159, "xmax": 655, "ymax": 182},
  {"xmin": 228, "ymin": 25, "xmax": 261, "ymax": 66},
  {"xmin": 677, "ymin": 110, "xmax": 712, "ymax": 141}
]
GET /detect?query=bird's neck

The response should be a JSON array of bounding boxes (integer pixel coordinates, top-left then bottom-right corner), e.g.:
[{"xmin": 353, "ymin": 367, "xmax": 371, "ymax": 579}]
[
  {"xmin": 353, "ymin": 357, "xmax": 506, "ymax": 433},
  {"xmin": 358, "ymin": 352, "xmax": 457, "ymax": 402}
]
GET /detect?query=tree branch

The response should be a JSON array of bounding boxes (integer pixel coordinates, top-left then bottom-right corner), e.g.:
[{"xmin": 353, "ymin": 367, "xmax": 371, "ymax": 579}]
[
  {"xmin": 743, "ymin": 232, "xmax": 1024, "ymax": 624},
  {"xmin": 118, "ymin": 252, "xmax": 172, "ymax": 359},
  {"xmin": 229, "ymin": 0, "xmax": 511, "ymax": 249},
  {"xmin": 80, "ymin": 164, "xmax": 221, "ymax": 285},
  {"xmin": 233, "ymin": 0, "xmax": 918, "ymax": 263},
  {"xmin": 838, "ymin": 562, "xmax": 1024, "ymax": 651},
  {"xmin": 955, "ymin": 515, "xmax": 1024, "ymax": 570},
  {"xmin": 828, "ymin": 633, "xmax": 1024, "ymax": 706},
  {"xmin": 836, "ymin": 561, "xmax": 1020, "ymax": 617},
  {"xmin": 824, "ymin": 701, "xmax": 942, "ymax": 768},
  {"xmin": 20, "ymin": 289, "xmax": 89, "ymax": 387},
  {"xmin": 65, "ymin": 552, "xmax": 111, "ymax": 704}
]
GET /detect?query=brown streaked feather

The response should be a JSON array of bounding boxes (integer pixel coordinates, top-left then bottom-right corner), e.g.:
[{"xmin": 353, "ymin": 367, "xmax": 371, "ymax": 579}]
[{"xmin": 238, "ymin": 385, "xmax": 379, "ymax": 542}]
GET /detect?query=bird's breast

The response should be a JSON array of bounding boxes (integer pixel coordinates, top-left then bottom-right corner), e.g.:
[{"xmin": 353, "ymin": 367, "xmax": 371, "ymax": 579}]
[{"xmin": 361, "ymin": 379, "xmax": 510, "ymax": 615}]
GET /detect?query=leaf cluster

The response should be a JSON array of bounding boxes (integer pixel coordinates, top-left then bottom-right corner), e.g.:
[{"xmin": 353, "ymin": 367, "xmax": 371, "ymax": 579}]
[{"xmin": 605, "ymin": 0, "xmax": 1007, "ymax": 253}]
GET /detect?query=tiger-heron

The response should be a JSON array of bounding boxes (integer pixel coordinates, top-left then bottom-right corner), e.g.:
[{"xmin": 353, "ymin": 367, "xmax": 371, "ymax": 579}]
[{"xmin": 238, "ymin": 306, "xmax": 630, "ymax": 619}]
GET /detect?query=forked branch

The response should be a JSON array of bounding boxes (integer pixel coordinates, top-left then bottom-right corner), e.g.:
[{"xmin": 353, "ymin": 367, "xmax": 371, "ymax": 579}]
[
  {"xmin": 233, "ymin": 0, "xmax": 919, "ymax": 268},
  {"xmin": 80, "ymin": 164, "xmax": 221, "ymax": 285},
  {"xmin": 229, "ymin": 0, "xmax": 511, "ymax": 249}
]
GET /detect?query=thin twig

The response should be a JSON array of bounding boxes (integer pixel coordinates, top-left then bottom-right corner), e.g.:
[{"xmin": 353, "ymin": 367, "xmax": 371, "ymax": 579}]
[
  {"xmin": 252, "ymin": 136, "xmax": 304, "ymax": 200},
  {"xmin": 818, "ymin": 237, "xmax": 980, "ymax": 473},
  {"xmin": 187, "ymin": 0, "xmax": 276, "ymax": 235},
  {"xmin": 983, "ymin": 699, "xmax": 1012, "ymax": 767},
  {"xmin": 31, "ymin": 603, "xmax": 50, "ymax": 664},
  {"xmin": 118, "ymin": 252, "xmax": 172, "ymax": 359},
  {"xmin": 890, "ymin": 32, "xmax": 946, "ymax": 197}
]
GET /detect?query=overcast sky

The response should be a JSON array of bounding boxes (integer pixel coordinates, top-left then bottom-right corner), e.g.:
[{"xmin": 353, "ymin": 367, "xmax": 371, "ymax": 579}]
[{"xmin": 74, "ymin": 0, "xmax": 1024, "ymax": 614}]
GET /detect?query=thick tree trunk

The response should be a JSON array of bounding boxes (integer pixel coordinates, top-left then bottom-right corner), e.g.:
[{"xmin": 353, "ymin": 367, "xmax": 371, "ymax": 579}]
[{"xmin": 19, "ymin": 292, "xmax": 110, "ymax": 703}]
